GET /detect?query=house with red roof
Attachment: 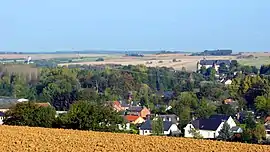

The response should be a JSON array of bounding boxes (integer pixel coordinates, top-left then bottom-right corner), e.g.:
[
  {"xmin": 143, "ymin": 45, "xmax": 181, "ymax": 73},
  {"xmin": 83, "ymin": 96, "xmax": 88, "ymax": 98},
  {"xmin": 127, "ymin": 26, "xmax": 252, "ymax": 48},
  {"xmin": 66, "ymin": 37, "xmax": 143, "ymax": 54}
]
[{"xmin": 124, "ymin": 115, "xmax": 145, "ymax": 124}]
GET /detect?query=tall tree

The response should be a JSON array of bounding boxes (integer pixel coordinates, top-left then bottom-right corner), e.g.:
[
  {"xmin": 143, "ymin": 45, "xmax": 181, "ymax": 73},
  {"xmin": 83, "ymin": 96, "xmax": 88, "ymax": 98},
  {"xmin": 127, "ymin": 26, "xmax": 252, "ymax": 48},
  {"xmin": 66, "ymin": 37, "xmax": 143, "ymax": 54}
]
[
  {"xmin": 217, "ymin": 122, "xmax": 233, "ymax": 141},
  {"xmin": 40, "ymin": 68, "xmax": 80, "ymax": 110},
  {"xmin": 195, "ymin": 99, "xmax": 216, "ymax": 118},
  {"xmin": 152, "ymin": 117, "xmax": 164, "ymax": 136},
  {"xmin": 206, "ymin": 67, "xmax": 216, "ymax": 81},
  {"xmin": 253, "ymin": 123, "xmax": 266, "ymax": 143},
  {"xmin": 255, "ymin": 96, "xmax": 270, "ymax": 116}
]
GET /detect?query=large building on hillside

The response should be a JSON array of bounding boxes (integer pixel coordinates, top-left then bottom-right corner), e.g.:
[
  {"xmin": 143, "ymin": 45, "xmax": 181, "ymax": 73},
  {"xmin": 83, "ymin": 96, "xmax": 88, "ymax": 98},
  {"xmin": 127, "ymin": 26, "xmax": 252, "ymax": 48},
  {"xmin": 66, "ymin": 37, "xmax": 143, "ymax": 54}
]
[{"xmin": 197, "ymin": 60, "xmax": 231, "ymax": 72}]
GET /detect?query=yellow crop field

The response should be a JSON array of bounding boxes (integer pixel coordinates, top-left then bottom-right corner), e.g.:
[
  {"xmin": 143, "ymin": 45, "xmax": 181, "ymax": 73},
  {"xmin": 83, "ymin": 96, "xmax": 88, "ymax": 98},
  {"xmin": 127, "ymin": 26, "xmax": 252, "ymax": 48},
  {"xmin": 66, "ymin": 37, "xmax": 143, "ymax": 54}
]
[{"xmin": 0, "ymin": 125, "xmax": 269, "ymax": 152}]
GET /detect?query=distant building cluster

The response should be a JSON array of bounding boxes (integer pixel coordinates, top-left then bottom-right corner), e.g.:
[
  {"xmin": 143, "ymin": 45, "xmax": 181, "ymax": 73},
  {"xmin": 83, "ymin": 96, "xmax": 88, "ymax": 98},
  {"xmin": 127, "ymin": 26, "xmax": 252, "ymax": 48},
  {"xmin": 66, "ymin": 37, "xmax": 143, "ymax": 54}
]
[{"xmin": 197, "ymin": 59, "xmax": 232, "ymax": 71}]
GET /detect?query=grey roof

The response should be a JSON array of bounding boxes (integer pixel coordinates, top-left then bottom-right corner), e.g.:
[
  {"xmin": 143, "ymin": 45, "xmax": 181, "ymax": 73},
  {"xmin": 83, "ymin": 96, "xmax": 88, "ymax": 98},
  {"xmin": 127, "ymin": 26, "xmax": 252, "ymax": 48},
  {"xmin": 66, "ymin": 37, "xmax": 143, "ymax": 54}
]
[
  {"xmin": 129, "ymin": 106, "xmax": 143, "ymax": 112},
  {"xmin": 231, "ymin": 126, "xmax": 242, "ymax": 133},
  {"xmin": 139, "ymin": 120, "xmax": 174, "ymax": 131},
  {"xmin": 209, "ymin": 115, "xmax": 230, "ymax": 121},
  {"xmin": 0, "ymin": 111, "xmax": 5, "ymax": 116},
  {"xmin": 199, "ymin": 60, "xmax": 231, "ymax": 66},
  {"xmin": 0, "ymin": 98, "xmax": 19, "ymax": 109},
  {"xmin": 121, "ymin": 103, "xmax": 130, "ymax": 108},
  {"xmin": 158, "ymin": 115, "xmax": 179, "ymax": 124},
  {"xmin": 191, "ymin": 114, "xmax": 230, "ymax": 131}
]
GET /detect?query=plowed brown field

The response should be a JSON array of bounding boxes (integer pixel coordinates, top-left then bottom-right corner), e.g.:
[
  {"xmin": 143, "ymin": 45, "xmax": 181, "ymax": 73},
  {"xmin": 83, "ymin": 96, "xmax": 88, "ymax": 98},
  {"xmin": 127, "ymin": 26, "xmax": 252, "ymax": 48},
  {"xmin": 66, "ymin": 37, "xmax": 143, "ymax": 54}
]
[{"xmin": 0, "ymin": 125, "xmax": 269, "ymax": 152}]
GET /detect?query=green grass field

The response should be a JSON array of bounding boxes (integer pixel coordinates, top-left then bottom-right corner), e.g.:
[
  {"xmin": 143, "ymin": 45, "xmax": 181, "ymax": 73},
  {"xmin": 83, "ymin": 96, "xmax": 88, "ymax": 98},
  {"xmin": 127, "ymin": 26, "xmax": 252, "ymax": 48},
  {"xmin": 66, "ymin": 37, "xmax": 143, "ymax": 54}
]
[{"xmin": 238, "ymin": 56, "xmax": 270, "ymax": 67}]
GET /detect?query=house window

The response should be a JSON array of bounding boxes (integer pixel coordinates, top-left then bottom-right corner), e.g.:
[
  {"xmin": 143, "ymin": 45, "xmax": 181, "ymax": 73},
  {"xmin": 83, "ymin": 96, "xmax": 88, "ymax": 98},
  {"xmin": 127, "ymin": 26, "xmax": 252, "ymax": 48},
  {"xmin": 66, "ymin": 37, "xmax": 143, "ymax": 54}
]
[
  {"xmin": 144, "ymin": 130, "xmax": 147, "ymax": 134},
  {"xmin": 267, "ymin": 131, "xmax": 270, "ymax": 134}
]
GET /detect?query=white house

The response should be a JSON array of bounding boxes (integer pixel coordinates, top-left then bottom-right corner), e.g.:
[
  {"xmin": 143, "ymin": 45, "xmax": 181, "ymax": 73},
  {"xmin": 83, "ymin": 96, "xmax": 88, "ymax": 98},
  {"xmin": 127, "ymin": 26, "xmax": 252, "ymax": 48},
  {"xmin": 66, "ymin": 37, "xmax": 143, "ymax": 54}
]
[
  {"xmin": 265, "ymin": 124, "xmax": 270, "ymax": 139},
  {"xmin": 17, "ymin": 98, "xmax": 29, "ymax": 102},
  {"xmin": 224, "ymin": 79, "xmax": 232, "ymax": 85},
  {"xmin": 197, "ymin": 60, "xmax": 231, "ymax": 72},
  {"xmin": 55, "ymin": 111, "xmax": 68, "ymax": 117},
  {"xmin": 139, "ymin": 120, "xmax": 180, "ymax": 136},
  {"xmin": 184, "ymin": 115, "xmax": 237, "ymax": 139}
]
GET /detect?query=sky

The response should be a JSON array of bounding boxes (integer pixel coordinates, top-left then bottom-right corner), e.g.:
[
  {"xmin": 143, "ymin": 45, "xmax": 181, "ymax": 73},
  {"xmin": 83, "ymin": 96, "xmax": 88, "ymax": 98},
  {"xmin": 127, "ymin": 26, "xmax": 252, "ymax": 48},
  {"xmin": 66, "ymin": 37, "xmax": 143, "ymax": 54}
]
[{"xmin": 0, "ymin": 0, "xmax": 269, "ymax": 52}]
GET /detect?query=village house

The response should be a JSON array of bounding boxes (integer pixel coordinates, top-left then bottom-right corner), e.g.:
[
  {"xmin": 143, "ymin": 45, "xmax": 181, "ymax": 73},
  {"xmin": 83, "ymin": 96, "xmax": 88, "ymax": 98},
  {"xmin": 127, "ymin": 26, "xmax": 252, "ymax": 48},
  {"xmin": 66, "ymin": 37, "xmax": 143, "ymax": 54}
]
[
  {"xmin": 220, "ymin": 78, "xmax": 232, "ymax": 85},
  {"xmin": 111, "ymin": 101, "xmax": 125, "ymax": 112},
  {"xmin": 197, "ymin": 60, "xmax": 231, "ymax": 72},
  {"xmin": 147, "ymin": 114, "xmax": 180, "ymax": 125},
  {"xmin": 264, "ymin": 116, "xmax": 270, "ymax": 139},
  {"xmin": 265, "ymin": 125, "xmax": 270, "ymax": 139},
  {"xmin": 127, "ymin": 106, "xmax": 151, "ymax": 118},
  {"xmin": 123, "ymin": 115, "xmax": 145, "ymax": 124},
  {"xmin": 184, "ymin": 115, "xmax": 237, "ymax": 139},
  {"xmin": 139, "ymin": 120, "xmax": 180, "ymax": 136}
]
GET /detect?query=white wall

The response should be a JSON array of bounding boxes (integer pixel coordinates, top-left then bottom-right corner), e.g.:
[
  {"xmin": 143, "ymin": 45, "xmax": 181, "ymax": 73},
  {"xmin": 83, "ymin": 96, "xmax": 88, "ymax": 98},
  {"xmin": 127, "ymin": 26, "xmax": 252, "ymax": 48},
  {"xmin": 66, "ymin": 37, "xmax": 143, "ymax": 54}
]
[
  {"xmin": 184, "ymin": 124, "xmax": 196, "ymax": 138},
  {"xmin": 266, "ymin": 130, "xmax": 270, "ymax": 139},
  {"xmin": 184, "ymin": 117, "xmax": 237, "ymax": 139},
  {"xmin": 0, "ymin": 116, "xmax": 4, "ymax": 125},
  {"xmin": 226, "ymin": 117, "xmax": 237, "ymax": 128},
  {"xmin": 224, "ymin": 80, "xmax": 232, "ymax": 85},
  {"xmin": 139, "ymin": 129, "xmax": 152, "ymax": 135},
  {"xmin": 118, "ymin": 123, "xmax": 130, "ymax": 131},
  {"xmin": 140, "ymin": 124, "xmax": 179, "ymax": 136},
  {"xmin": 199, "ymin": 130, "xmax": 217, "ymax": 138},
  {"xmin": 164, "ymin": 124, "xmax": 179, "ymax": 135}
]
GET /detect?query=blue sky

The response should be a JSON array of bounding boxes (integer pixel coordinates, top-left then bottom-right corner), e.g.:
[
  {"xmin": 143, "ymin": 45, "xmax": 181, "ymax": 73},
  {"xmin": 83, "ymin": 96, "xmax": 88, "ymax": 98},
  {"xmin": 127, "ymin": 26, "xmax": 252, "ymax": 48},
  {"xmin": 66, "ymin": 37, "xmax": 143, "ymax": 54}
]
[{"xmin": 0, "ymin": 0, "xmax": 269, "ymax": 52}]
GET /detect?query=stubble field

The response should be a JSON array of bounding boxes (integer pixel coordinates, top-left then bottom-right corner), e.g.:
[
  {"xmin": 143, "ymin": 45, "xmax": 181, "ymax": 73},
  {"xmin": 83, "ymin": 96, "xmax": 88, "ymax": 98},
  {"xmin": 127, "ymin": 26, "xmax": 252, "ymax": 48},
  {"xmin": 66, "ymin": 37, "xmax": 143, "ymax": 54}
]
[
  {"xmin": 59, "ymin": 54, "xmax": 236, "ymax": 71},
  {"xmin": 0, "ymin": 125, "xmax": 270, "ymax": 152},
  {"xmin": 1, "ymin": 52, "xmax": 269, "ymax": 71}
]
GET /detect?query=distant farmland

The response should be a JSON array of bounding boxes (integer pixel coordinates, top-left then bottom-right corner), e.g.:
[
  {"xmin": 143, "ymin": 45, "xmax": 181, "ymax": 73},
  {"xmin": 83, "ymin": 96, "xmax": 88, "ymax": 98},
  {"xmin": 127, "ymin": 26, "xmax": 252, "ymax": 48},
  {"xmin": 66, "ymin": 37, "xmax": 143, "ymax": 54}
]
[{"xmin": 0, "ymin": 52, "xmax": 269, "ymax": 71}]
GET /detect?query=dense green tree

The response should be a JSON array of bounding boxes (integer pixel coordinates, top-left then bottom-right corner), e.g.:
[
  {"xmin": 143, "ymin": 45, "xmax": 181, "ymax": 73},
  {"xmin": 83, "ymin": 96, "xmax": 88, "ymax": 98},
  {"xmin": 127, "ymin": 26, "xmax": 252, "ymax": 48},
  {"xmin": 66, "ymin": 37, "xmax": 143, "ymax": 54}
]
[
  {"xmin": 64, "ymin": 101, "xmax": 123, "ymax": 131},
  {"xmin": 12, "ymin": 75, "xmax": 30, "ymax": 99},
  {"xmin": 195, "ymin": 99, "xmax": 216, "ymax": 118},
  {"xmin": 245, "ymin": 113, "xmax": 257, "ymax": 129},
  {"xmin": 152, "ymin": 117, "xmax": 164, "ymax": 135},
  {"xmin": 200, "ymin": 83, "xmax": 227, "ymax": 101},
  {"xmin": 40, "ymin": 67, "xmax": 80, "ymax": 110},
  {"xmin": 255, "ymin": 96, "xmax": 270, "ymax": 116},
  {"xmin": 217, "ymin": 122, "xmax": 233, "ymax": 141},
  {"xmin": 4, "ymin": 102, "xmax": 56, "ymax": 128},
  {"xmin": 242, "ymin": 122, "xmax": 266, "ymax": 143},
  {"xmin": 216, "ymin": 104, "xmax": 236, "ymax": 116},
  {"xmin": 253, "ymin": 123, "xmax": 266, "ymax": 143},
  {"xmin": 242, "ymin": 128, "xmax": 253, "ymax": 143},
  {"xmin": 78, "ymin": 88, "xmax": 98, "ymax": 101},
  {"xmin": 177, "ymin": 92, "xmax": 198, "ymax": 108},
  {"xmin": 206, "ymin": 67, "xmax": 216, "ymax": 81},
  {"xmin": 177, "ymin": 104, "xmax": 191, "ymax": 129},
  {"xmin": 138, "ymin": 84, "xmax": 151, "ymax": 107}
]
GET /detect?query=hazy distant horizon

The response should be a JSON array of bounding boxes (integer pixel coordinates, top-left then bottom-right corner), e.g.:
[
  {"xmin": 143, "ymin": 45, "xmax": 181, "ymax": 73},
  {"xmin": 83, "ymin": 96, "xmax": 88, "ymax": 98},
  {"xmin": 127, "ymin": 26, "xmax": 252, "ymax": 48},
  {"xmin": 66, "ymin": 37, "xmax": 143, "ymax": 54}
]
[
  {"xmin": 1, "ymin": 49, "xmax": 269, "ymax": 54},
  {"xmin": 1, "ymin": 0, "xmax": 269, "ymax": 52}
]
